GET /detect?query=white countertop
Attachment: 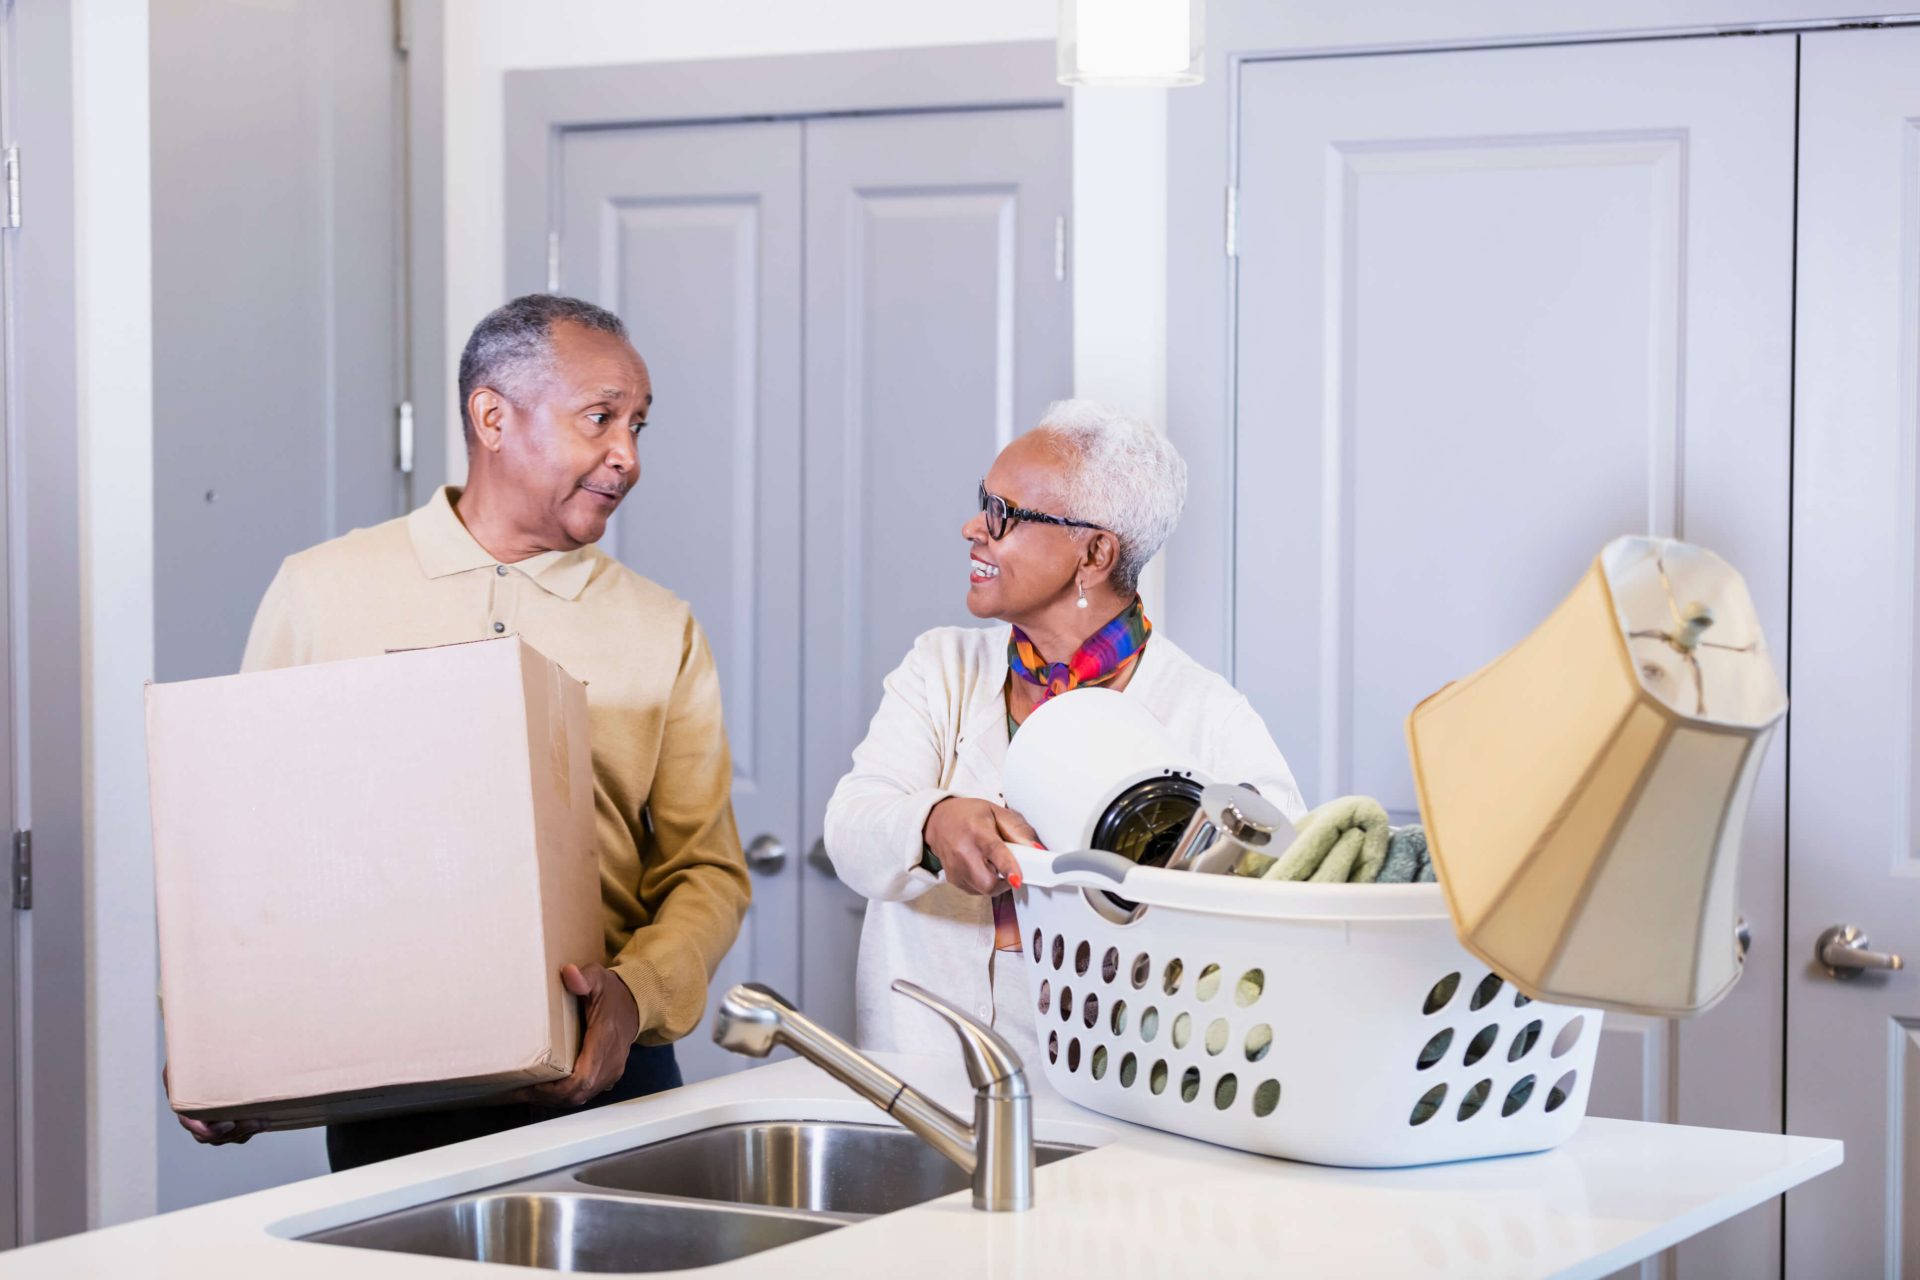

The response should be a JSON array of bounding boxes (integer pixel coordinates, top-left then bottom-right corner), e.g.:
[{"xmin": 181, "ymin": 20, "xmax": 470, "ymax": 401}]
[{"xmin": 2, "ymin": 1054, "xmax": 1839, "ymax": 1279}]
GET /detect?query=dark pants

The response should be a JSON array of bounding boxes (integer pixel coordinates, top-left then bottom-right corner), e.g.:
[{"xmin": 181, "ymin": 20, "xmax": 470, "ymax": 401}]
[{"xmin": 325, "ymin": 1043, "xmax": 683, "ymax": 1172}]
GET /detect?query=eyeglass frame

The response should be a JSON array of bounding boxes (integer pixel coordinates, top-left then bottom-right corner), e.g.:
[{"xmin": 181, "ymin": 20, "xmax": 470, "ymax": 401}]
[{"xmin": 977, "ymin": 480, "xmax": 1106, "ymax": 541}]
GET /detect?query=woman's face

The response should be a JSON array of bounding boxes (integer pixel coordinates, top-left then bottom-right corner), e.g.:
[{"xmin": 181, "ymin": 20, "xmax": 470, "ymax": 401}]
[{"xmin": 963, "ymin": 435, "xmax": 1084, "ymax": 621}]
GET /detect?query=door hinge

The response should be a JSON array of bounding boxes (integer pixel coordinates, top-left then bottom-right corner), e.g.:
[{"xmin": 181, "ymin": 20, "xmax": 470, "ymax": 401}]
[
  {"xmin": 12, "ymin": 830, "xmax": 30, "ymax": 911},
  {"xmin": 1224, "ymin": 185, "xmax": 1238, "ymax": 259},
  {"xmin": 392, "ymin": 0, "xmax": 411, "ymax": 55},
  {"xmin": 545, "ymin": 231, "xmax": 562, "ymax": 293},
  {"xmin": 5, "ymin": 147, "xmax": 20, "ymax": 230},
  {"xmin": 396, "ymin": 400, "xmax": 415, "ymax": 475},
  {"xmin": 1054, "ymin": 214, "xmax": 1068, "ymax": 283}
]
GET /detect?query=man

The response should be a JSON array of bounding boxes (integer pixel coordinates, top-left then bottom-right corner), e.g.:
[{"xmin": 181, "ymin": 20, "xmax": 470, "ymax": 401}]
[{"xmin": 178, "ymin": 294, "xmax": 749, "ymax": 1170}]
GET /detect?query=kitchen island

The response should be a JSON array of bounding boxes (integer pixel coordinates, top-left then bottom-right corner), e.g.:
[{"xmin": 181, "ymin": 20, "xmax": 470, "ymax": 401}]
[{"xmin": 0, "ymin": 1053, "xmax": 1839, "ymax": 1278}]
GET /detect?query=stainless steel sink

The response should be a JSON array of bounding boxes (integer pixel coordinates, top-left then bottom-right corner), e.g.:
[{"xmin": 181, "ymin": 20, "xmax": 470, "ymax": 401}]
[
  {"xmin": 574, "ymin": 1121, "xmax": 1084, "ymax": 1218},
  {"xmin": 303, "ymin": 1193, "xmax": 838, "ymax": 1273},
  {"xmin": 301, "ymin": 1121, "xmax": 1090, "ymax": 1271}
]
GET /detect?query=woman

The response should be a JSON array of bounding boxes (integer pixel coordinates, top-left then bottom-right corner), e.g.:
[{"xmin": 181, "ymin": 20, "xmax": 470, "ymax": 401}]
[{"xmin": 824, "ymin": 400, "xmax": 1306, "ymax": 1062}]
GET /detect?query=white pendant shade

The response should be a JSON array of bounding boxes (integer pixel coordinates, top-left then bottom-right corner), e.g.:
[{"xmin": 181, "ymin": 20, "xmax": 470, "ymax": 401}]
[
  {"xmin": 1407, "ymin": 537, "xmax": 1787, "ymax": 1018},
  {"xmin": 1058, "ymin": 0, "xmax": 1205, "ymax": 87}
]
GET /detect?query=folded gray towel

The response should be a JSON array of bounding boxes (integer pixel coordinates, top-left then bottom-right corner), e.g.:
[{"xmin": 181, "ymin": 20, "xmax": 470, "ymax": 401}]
[{"xmin": 1378, "ymin": 825, "xmax": 1431, "ymax": 884}]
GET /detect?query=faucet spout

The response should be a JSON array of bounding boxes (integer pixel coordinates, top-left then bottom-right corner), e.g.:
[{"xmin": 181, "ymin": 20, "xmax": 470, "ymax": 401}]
[{"xmin": 713, "ymin": 983, "xmax": 1034, "ymax": 1211}]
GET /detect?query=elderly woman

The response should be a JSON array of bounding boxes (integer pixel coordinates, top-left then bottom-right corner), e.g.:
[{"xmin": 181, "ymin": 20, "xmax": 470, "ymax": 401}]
[{"xmin": 824, "ymin": 401, "xmax": 1306, "ymax": 1060}]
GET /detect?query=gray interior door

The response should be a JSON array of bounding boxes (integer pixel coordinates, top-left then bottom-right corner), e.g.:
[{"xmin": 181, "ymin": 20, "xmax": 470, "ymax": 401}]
[
  {"xmin": 799, "ymin": 108, "xmax": 1073, "ymax": 1034},
  {"xmin": 152, "ymin": 0, "xmax": 406, "ymax": 686},
  {"xmin": 150, "ymin": 0, "xmax": 408, "ymax": 1208},
  {"xmin": 0, "ymin": 15, "xmax": 17, "ymax": 1239},
  {"xmin": 557, "ymin": 121, "xmax": 805, "ymax": 1082},
  {"xmin": 1232, "ymin": 37, "xmax": 1795, "ymax": 1278},
  {"xmin": 1785, "ymin": 26, "xmax": 1920, "ymax": 1277}
]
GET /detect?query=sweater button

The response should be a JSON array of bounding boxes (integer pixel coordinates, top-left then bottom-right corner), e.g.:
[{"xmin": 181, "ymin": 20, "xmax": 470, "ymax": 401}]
[
  {"xmin": 496, "ymin": 564, "xmax": 508, "ymax": 576},
  {"xmin": 492, "ymin": 622, "xmax": 506, "ymax": 634}
]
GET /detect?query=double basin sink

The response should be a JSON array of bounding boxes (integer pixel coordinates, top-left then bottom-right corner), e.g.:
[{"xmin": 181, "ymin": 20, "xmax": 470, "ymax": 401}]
[{"xmin": 302, "ymin": 1121, "xmax": 1085, "ymax": 1272}]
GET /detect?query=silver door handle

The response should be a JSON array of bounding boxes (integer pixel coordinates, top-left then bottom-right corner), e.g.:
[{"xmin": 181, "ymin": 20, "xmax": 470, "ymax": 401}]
[
  {"xmin": 745, "ymin": 834, "xmax": 786, "ymax": 872},
  {"xmin": 1736, "ymin": 915, "xmax": 1752, "ymax": 962},
  {"xmin": 1816, "ymin": 924, "xmax": 1906, "ymax": 980}
]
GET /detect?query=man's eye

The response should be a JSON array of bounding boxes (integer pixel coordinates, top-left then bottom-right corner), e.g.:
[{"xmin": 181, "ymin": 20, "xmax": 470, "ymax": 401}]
[
  {"xmin": 631, "ymin": 420, "xmax": 647, "ymax": 437},
  {"xmin": 587, "ymin": 412, "xmax": 609, "ymax": 426}
]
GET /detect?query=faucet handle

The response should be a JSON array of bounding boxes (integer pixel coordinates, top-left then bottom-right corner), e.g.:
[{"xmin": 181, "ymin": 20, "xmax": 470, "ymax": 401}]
[{"xmin": 890, "ymin": 979, "xmax": 1028, "ymax": 1093}]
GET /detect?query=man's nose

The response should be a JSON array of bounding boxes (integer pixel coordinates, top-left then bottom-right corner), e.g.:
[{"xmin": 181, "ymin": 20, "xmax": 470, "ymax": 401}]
[{"xmin": 607, "ymin": 434, "xmax": 638, "ymax": 473}]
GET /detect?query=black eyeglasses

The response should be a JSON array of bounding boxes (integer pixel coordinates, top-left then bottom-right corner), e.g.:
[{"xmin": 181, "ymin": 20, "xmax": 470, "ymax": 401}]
[{"xmin": 978, "ymin": 480, "xmax": 1105, "ymax": 541}]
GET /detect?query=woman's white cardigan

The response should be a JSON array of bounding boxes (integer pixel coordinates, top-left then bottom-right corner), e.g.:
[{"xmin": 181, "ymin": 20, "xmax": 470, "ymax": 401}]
[{"xmin": 823, "ymin": 624, "xmax": 1308, "ymax": 1057}]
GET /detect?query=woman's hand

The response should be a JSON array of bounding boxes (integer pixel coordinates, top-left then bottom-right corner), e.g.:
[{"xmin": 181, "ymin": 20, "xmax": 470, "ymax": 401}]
[{"xmin": 924, "ymin": 797, "xmax": 1039, "ymax": 895}]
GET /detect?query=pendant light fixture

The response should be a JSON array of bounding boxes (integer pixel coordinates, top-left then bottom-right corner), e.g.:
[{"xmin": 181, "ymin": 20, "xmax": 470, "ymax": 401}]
[{"xmin": 1058, "ymin": 0, "xmax": 1205, "ymax": 87}]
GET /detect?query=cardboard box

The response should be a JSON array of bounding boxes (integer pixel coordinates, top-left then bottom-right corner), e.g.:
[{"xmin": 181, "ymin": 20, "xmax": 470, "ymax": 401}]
[{"xmin": 148, "ymin": 636, "xmax": 600, "ymax": 1129}]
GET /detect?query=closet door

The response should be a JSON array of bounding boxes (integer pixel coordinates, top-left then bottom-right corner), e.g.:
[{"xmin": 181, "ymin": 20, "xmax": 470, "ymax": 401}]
[
  {"xmin": 1233, "ymin": 36, "xmax": 1795, "ymax": 1276},
  {"xmin": 800, "ymin": 109, "xmax": 1072, "ymax": 1034},
  {"xmin": 1786, "ymin": 26, "xmax": 1920, "ymax": 1276},
  {"xmin": 559, "ymin": 122, "xmax": 804, "ymax": 1081}
]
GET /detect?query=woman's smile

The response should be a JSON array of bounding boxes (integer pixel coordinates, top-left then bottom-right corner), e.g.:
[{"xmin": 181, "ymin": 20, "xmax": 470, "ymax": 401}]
[{"xmin": 970, "ymin": 555, "xmax": 1000, "ymax": 585}]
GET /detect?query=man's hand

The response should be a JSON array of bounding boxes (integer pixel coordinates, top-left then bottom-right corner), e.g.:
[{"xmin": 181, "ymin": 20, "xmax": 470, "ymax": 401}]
[
  {"xmin": 165, "ymin": 1066, "xmax": 265, "ymax": 1145},
  {"xmin": 923, "ymin": 797, "xmax": 1039, "ymax": 895},
  {"xmin": 518, "ymin": 963, "xmax": 639, "ymax": 1109}
]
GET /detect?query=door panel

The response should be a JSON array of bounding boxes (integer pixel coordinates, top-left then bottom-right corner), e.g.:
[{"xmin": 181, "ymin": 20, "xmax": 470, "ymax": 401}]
[
  {"xmin": 800, "ymin": 109, "xmax": 1072, "ymax": 1035},
  {"xmin": 150, "ymin": 0, "xmax": 405, "ymax": 1209},
  {"xmin": 559, "ymin": 121, "xmax": 804, "ymax": 1082},
  {"xmin": 1787, "ymin": 27, "xmax": 1920, "ymax": 1277},
  {"xmin": 1234, "ymin": 36, "xmax": 1795, "ymax": 1277},
  {"xmin": 152, "ymin": 0, "xmax": 405, "ymax": 685}
]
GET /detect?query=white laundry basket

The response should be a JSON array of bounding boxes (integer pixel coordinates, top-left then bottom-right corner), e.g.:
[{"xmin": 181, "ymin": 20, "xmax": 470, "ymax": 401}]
[{"xmin": 1010, "ymin": 847, "xmax": 1604, "ymax": 1168}]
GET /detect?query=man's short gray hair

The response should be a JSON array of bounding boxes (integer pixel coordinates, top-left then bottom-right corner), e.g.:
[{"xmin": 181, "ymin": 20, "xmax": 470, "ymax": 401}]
[
  {"xmin": 457, "ymin": 294, "xmax": 629, "ymax": 445},
  {"xmin": 1030, "ymin": 399, "xmax": 1188, "ymax": 596}
]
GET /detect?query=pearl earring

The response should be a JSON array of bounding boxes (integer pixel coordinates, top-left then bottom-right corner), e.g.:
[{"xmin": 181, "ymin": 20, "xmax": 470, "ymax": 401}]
[{"xmin": 1076, "ymin": 581, "xmax": 1089, "ymax": 609}]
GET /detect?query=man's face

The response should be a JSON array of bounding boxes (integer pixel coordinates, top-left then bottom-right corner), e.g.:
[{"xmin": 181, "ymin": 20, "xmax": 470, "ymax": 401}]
[{"xmin": 490, "ymin": 321, "xmax": 651, "ymax": 549}]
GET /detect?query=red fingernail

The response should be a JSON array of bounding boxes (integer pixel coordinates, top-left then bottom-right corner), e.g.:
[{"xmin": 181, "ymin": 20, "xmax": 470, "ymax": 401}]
[{"xmin": 1009, "ymin": 872, "xmax": 1023, "ymax": 889}]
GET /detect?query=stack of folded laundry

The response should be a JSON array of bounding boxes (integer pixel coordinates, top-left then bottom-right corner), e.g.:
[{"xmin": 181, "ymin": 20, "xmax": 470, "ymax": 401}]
[{"xmin": 1226, "ymin": 795, "xmax": 1436, "ymax": 885}]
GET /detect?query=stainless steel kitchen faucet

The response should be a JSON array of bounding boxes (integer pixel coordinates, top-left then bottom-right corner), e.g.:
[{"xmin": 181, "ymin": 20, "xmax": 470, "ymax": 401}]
[{"xmin": 712, "ymin": 979, "xmax": 1035, "ymax": 1212}]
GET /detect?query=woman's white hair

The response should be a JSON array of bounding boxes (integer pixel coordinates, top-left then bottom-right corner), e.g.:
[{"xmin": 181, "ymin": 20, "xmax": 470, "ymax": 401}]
[{"xmin": 1029, "ymin": 399, "xmax": 1188, "ymax": 595}]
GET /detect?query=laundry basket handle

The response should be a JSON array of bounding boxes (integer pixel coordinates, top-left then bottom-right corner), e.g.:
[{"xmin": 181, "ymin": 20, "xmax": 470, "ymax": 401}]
[{"xmin": 1049, "ymin": 850, "xmax": 1136, "ymax": 884}]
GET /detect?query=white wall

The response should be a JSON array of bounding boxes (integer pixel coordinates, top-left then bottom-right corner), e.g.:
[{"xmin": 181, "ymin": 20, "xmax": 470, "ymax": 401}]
[
  {"xmin": 70, "ymin": 0, "xmax": 158, "ymax": 1229},
  {"xmin": 441, "ymin": 0, "xmax": 1060, "ymax": 482}
]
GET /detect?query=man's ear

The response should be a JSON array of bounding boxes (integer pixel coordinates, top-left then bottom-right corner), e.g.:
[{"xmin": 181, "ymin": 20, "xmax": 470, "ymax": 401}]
[{"xmin": 468, "ymin": 387, "xmax": 509, "ymax": 453}]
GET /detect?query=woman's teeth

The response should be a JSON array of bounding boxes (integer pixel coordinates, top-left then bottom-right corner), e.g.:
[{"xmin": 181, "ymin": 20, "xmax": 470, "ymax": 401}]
[{"xmin": 970, "ymin": 559, "xmax": 999, "ymax": 580}]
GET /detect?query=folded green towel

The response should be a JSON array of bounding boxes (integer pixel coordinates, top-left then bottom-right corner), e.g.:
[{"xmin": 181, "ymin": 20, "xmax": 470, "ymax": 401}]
[
  {"xmin": 1234, "ymin": 795, "xmax": 1392, "ymax": 884},
  {"xmin": 1377, "ymin": 825, "xmax": 1434, "ymax": 884}
]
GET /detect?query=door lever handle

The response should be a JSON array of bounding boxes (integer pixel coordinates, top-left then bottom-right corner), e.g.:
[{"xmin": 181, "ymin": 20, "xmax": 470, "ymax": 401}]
[{"xmin": 1816, "ymin": 924, "xmax": 1906, "ymax": 980}]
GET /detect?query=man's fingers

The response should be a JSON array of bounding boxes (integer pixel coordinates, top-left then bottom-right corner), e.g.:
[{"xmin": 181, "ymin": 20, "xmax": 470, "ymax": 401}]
[{"xmin": 559, "ymin": 963, "xmax": 594, "ymax": 998}]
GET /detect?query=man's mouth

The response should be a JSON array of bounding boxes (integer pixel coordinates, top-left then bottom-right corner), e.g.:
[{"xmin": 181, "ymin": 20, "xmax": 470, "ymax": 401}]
[
  {"xmin": 970, "ymin": 556, "xmax": 1000, "ymax": 585},
  {"xmin": 579, "ymin": 483, "xmax": 627, "ymax": 507}
]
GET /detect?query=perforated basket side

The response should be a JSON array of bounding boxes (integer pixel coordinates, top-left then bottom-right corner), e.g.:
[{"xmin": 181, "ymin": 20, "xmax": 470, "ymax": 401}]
[{"xmin": 1014, "ymin": 876, "xmax": 1602, "ymax": 1168}]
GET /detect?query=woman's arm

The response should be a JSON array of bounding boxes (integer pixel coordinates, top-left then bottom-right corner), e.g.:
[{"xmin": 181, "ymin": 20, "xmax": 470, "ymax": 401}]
[{"xmin": 823, "ymin": 640, "xmax": 953, "ymax": 903}]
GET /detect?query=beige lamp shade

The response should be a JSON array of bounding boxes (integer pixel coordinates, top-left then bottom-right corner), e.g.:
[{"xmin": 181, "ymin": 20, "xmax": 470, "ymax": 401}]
[{"xmin": 1406, "ymin": 536, "xmax": 1787, "ymax": 1017}]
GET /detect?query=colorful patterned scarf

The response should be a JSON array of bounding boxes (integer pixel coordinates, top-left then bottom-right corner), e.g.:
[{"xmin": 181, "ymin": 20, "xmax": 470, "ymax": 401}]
[{"xmin": 1008, "ymin": 597, "xmax": 1152, "ymax": 704}]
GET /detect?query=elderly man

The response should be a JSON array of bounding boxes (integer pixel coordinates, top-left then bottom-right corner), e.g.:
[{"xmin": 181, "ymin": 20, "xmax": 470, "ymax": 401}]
[{"xmin": 180, "ymin": 294, "xmax": 749, "ymax": 1170}]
